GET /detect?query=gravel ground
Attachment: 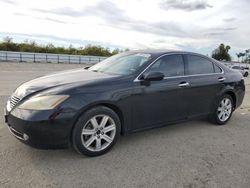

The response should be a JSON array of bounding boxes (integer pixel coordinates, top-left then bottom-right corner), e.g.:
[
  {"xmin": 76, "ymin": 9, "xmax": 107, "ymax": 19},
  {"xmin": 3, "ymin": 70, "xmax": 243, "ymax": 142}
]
[{"xmin": 0, "ymin": 62, "xmax": 250, "ymax": 188}]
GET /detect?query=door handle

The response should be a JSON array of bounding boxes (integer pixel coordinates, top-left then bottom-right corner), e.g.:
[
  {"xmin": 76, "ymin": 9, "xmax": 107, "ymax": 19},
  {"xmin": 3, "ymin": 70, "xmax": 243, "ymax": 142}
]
[
  {"xmin": 178, "ymin": 82, "xmax": 190, "ymax": 87},
  {"xmin": 218, "ymin": 77, "xmax": 226, "ymax": 82}
]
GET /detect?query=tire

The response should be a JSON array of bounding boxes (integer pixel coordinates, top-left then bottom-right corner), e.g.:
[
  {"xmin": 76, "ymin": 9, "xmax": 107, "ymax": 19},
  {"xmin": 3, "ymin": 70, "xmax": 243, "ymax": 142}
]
[
  {"xmin": 72, "ymin": 106, "xmax": 121, "ymax": 157},
  {"xmin": 210, "ymin": 94, "xmax": 234, "ymax": 125},
  {"xmin": 244, "ymin": 72, "xmax": 248, "ymax": 77}
]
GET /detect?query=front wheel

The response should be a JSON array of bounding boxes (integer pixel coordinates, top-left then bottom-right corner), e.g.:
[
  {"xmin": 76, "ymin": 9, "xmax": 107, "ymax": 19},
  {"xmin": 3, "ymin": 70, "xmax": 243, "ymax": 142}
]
[
  {"xmin": 72, "ymin": 106, "xmax": 121, "ymax": 157},
  {"xmin": 211, "ymin": 94, "xmax": 234, "ymax": 125}
]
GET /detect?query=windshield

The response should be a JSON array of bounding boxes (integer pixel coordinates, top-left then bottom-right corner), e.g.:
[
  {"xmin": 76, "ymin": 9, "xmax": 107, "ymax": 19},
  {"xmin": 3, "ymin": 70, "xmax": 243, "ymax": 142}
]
[{"xmin": 89, "ymin": 53, "xmax": 152, "ymax": 75}]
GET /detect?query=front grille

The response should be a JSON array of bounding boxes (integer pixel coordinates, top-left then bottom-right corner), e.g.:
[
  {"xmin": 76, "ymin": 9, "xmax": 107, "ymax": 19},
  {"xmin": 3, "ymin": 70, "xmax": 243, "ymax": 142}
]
[{"xmin": 9, "ymin": 95, "xmax": 21, "ymax": 109}]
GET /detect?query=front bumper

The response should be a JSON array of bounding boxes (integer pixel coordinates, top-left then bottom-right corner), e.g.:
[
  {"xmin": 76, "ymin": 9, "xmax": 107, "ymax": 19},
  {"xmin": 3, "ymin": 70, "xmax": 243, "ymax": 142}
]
[{"xmin": 4, "ymin": 107, "xmax": 75, "ymax": 149}]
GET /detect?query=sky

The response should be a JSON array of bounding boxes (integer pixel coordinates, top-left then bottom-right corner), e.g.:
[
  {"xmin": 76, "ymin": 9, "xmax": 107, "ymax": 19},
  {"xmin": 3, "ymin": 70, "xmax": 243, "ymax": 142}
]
[{"xmin": 0, "ymin": 0, "xmax": 249, "ymax": 58}]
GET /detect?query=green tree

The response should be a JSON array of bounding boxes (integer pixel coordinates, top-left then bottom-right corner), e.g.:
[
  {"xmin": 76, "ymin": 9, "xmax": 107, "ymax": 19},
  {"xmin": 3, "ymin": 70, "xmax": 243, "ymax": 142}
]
[
  {"xmin": 212, "ymin": 43, "xmax": 231, "ymax": 61},
  {"xmin": 111, "ymin": 48, "xmax": 120, "ymax": 55},
  {"xmin": 0, "ymin": 36, "xmax": 125, "ymax": 57},
  {"xmin": 0, "ymin": 37, "xmax": 18, "ymax": 51}
]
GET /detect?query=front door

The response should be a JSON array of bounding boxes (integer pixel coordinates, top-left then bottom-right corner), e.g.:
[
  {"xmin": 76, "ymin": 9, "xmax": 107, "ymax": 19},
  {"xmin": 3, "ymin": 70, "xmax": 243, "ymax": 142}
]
[{"xmin": 131, "ymin": 54, "xmax": 189, "ymax": 131}]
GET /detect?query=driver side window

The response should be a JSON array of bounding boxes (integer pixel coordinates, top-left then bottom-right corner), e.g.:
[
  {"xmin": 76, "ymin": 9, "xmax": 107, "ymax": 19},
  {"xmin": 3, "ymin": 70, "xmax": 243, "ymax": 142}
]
[{"xmin": 146, "ymin": 54, "xmax": 185, "ymax": 77}]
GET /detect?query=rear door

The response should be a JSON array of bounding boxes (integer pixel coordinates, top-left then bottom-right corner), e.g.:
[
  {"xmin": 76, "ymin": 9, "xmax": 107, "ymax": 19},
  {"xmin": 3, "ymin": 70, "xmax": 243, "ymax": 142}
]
[{"xmin": 184, "ymin": 54, "xmax": 224, "ymax": 117}]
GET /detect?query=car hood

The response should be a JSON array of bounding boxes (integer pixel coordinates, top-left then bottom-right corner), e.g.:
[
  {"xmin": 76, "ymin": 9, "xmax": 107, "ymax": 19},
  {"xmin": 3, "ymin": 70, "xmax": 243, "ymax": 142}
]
[{"xmin": 13, "ymin": 68, "xmax": 117, "ymax": 98}]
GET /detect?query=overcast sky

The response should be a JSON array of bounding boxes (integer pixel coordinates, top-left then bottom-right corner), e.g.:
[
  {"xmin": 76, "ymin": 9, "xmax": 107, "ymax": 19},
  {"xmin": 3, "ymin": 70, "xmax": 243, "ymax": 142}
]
[{"xmin": 0, "ymin": 0, "xmax": 249, "ymax": 58}]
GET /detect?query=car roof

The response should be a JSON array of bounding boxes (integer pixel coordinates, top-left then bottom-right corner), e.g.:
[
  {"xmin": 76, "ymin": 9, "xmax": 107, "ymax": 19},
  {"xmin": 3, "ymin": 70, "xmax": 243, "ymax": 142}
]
[
  {"xmin": 123, "ymin": 49, "xmax": 231, "ymax": 72},
  {"xmin": 126, "ymin": 49, "xmax": 205, "ymax": 57}
]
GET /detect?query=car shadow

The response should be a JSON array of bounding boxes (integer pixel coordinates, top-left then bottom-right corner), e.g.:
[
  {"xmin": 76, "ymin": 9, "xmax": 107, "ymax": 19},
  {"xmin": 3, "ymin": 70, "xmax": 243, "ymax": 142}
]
[
  {"xmin": 26, "ymin": 118, "xmax": 213, "ymax": 160},
  {"xmin": 16, "ymin": 117, "xmax": 236, "ymax": 186}
]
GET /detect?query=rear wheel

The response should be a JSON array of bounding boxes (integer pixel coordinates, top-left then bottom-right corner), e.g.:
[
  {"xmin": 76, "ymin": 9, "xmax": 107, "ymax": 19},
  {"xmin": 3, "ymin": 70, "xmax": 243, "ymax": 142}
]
[
  {"xmin": 244, "ymin": 72, "xmax": 248, "ymax": 77},
  {"xmin": 211, "ymin": 94, "xmax": 234, "ymax": 125},
  {"xmin": 72, "ymin": 106, "xmax": 121, "ymax": 156}
]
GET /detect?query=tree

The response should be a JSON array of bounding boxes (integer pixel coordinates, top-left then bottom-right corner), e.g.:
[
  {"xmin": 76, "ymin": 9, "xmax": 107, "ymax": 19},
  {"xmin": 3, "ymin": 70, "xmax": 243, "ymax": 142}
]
[
  {"xmin": 111, "ymin": 48, "xmax": 120, "ymax": 55},
  {"xmin": 1, "ymin": 37, "xmax": 18, "ymax": 51},
  {"xmin": 236, "ymin": 53, "xmax": 241, "ymax": 62},
  {"xmin": 3, "ymin": 36, "xmax": 13, "ymax": 43},
  {"xmin": 241, "ymin": 53, "xmax": 246, "ymax": 62},
  {"xmin": 245, "ymin": 50, "xmax": 250, "ymax": 62},
  {"xmin": 235, "ymin": 50, "xmax": 250, "ymax": 63},
  {"xmin": 212, "ymin": 43, "xmax": 232, "ymax": 61},
  {"xmin": 0, "ymin": 36, "xmax": 126, "ymax": 57}
]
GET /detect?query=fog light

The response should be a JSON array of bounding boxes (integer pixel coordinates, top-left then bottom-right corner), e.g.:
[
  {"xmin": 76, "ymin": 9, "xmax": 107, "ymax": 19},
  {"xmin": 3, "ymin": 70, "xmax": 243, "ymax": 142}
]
[
  {"xmin": 6, "ymin": 100, "xmax": 11, "ymax": 112},
  {"xmin": 23, "ymin": 134, "xmax": 29, "ymax": 141}
]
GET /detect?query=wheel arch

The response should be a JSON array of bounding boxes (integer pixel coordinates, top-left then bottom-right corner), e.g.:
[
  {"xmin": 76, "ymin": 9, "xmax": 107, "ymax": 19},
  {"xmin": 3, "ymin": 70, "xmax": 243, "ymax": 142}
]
[
  {"xmin": 211, "ymin": 88, "xmax": 237, "ymax": 113},
  {"xmin": 224, "ymin": 90, "xmax": 237, "ymax": 110},
  {"xmin": 98, "ymin": 102, "xmax": 125, "ymax": 135}
]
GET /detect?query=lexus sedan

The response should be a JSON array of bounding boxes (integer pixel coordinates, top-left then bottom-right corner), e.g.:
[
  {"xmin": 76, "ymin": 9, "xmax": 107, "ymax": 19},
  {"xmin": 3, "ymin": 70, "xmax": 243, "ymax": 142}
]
[{"xmin": 4, "ymin": 50, "xmax": 245, "ymax": 156}]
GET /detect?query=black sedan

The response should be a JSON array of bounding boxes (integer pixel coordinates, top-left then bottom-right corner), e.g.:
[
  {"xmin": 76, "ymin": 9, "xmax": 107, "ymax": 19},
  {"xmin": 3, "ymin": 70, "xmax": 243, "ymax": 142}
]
[{"xmin": 4, "ymin": 50, "xmax": 245, "ymax": 156}]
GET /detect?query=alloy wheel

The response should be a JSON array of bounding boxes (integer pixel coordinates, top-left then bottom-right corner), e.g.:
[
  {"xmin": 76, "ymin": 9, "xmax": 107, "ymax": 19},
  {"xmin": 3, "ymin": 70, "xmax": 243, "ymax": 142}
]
[
  {"xmin": 81, "ymin": 115, "xmax": 116, "ymax": 152},
  {"xmin": 217, "ymin": 98, "xmax": 232, "ymax": 122}
]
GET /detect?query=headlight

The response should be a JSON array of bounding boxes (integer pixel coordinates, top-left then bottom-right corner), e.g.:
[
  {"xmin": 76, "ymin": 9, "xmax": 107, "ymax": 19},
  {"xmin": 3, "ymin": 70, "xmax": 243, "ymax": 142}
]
[{"xmin": 18, "ymin": 95, "xmax": 69, "ymax": 110}]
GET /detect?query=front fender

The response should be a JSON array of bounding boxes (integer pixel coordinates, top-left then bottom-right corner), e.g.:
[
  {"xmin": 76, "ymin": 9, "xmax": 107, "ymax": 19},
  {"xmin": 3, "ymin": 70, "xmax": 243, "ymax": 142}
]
[{"xmin": 64, "ymin": 90, "xmax": 132, "ymax": 136}]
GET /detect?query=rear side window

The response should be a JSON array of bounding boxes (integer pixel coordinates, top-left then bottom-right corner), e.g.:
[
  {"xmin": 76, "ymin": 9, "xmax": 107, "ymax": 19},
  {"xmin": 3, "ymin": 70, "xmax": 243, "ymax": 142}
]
[
  {"xmin": 214, "ymin": 64, "xmax": 222, "ymax": 73},
  {"xmin": 147, "ymin": 55, "xmax": 184, "ymax": 77},
  {"xmin": 186, "ymin": 55, "xmax": 214, "ymax": 75}
]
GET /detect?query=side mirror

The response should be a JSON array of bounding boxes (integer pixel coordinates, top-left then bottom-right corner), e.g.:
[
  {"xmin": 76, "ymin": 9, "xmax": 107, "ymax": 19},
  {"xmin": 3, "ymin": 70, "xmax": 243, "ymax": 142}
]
[{"xmin": 143, "ymin": 71, "xmax": 164, "ymax": 81}]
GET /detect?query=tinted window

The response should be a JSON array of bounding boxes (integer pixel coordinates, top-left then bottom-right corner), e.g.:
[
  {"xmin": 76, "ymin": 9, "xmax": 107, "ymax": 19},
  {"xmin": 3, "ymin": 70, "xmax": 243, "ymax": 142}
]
[
  {"xmin": 147, "ymin": 55, "xmax": 184, "ymax": 77},
  {"xmin": 232, "ymin": 66, "xmax": 243, "ymax": 70},
  {"xmin": 214, "ymin": 64, "xmax": 222, "ymax": 73},
  {"xmin": 232, "ymin": 66, "xmax": 240, "ymax": 69},
  {"xmin": 187, "ymin": 55, "xmax": 214, "ymax": 75}
]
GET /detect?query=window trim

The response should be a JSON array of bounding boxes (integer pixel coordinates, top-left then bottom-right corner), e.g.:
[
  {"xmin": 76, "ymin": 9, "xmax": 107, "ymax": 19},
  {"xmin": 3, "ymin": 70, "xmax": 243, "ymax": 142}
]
[
  {"xmin": 133, "ymin": 52, "xmax": 224, "ymax": 82},
  {"xmin": 213, "ymin": 63, "xmax": 223, "ymax": 73}
]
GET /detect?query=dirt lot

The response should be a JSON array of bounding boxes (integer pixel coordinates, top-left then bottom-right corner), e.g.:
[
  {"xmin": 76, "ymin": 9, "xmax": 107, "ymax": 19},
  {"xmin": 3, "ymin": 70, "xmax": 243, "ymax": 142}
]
[{"xmin": 0, "ymin": 62, "xmax": 250, "ymax": 188}]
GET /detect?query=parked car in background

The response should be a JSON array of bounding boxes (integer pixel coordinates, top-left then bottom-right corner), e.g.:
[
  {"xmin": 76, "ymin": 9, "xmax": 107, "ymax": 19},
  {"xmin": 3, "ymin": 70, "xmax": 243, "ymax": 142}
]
[
  {"xmin": 4, "ymin": 50, "xmax": 245, "ymax": 156},
  {"xmin": 231, "ymin": 66, "xmax": 249, "ymax": 77}
]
